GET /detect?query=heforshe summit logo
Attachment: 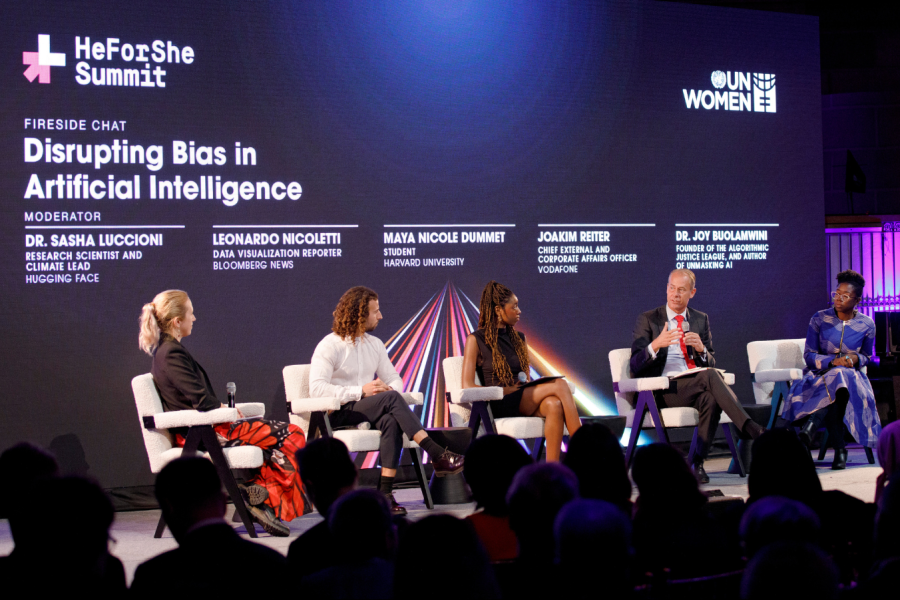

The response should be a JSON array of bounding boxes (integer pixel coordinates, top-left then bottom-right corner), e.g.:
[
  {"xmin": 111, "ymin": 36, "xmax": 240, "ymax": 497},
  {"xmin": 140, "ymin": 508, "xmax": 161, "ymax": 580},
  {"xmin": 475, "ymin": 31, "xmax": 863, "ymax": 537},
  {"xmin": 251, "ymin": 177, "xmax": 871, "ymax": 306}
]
[
  {"xmin": 21, "ymin": 33, "xmax": 193, "ymax": 88},
  {"xmin": 23, "ymin": 35, "xmax": 66, "ymax": 84},
  {"xmin": 683, "ymin": 70, "xmax": 776, "ymax": 113}
]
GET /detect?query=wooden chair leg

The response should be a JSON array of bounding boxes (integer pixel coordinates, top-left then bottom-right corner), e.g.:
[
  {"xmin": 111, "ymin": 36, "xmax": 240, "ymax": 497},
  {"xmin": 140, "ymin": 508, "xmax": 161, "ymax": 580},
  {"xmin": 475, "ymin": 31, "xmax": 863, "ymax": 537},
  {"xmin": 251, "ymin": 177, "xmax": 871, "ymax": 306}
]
[
  {"xmin": 197, "ymin": 426, "xmax": 259, "ymax": 538},
  {"xmin": 531, "ymin": 438, "xmax": 545, "ymax": 462},
  {"xmin": 767, "ymin": 382, "xmax": 786, "ymax": 430},
  {"xmin": 410, "ymin": 447, "xmax": 434, "ymax": 509},
  {"xmin": 625, "ymin": 394, "xmax": 649, "ymax": 468},
  {"xmin": 309, "ymin": 411, "xmax": 334, "ymax": 439},
  {"xmin": 467, "ymin": 405, "xmax": 483, "ymax": 436},
  {"xmin": 723, "ymin": 424, "xmax": 746, "ymax": 477},
  {"xmin": 481, "ymin": 403, "xmax": 497, "ymax": 435},
  {"xmin": 645, "ymin": 392, "xmax": 670, "ymax": 444},
  {"xmin": 687, "ymin": 428, "xmax": 699, "ymax": 465},
  {"xmin": 179, "ymin": 425, "xmax": 204, "ymax": 456},
  {"xmin": 154, "ymin": 513, "xmax": 167, "ymax": 538}
]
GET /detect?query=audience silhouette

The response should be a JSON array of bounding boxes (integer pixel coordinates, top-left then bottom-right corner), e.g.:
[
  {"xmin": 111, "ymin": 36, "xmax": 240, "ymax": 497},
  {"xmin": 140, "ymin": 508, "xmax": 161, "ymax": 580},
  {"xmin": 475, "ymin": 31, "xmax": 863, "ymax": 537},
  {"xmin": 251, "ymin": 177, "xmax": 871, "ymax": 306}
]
[
  {"xmin": 302, "ymin": 488, "xmax": 396, "ymax": 598},
  {"xmin": 288, "ymin": 437, "xmax": 359, "ymax": 577},
  {"xmin": 749, "ymin": 429, "xmax": 876, "ymax": 582},
  {"xmin": 395, "ymin": 514, "xmax": 500, "ymax": 599},
  {"xmin": 0, "ymin": 444, "xmax": 124, "ymax": 592},
  {"xmin": 4, "ymin": 414, "xmax": 899, "ymax": 597},
  {"xmin": 131, "ymin": 457, "xmax": 287, "ymax": 595},
  {"xmin": 748, "ymin": 428, "xmax": 822, "ymax": 506},
  {"xmin": 857, "ymin": 472, "xmax": 900, "ymax": 596},
  {"xmin": 0, "ymin": 442, "xmax": 59, "ymax": 527},
  {"xmin": 495, "ymin": 462, "xmax": 578, "ymax": 597},
  {"xmin": 740, "ymin": 541, "xmax": 839, "ymax": 600},
  {"xmin": 739, "ymin": 495, "xmax": 820, "ymax": 558},
  {"xmin": 632, "ymin": 442, "xmax": 738, "ymax": 578},
  {"xmin": 876, "ymin": 420, "xmax": 900, "ymax": 505},
  {"xmin": 563, "ymin": 423, "xmax": 632, "ymax": 515},
  {"xmin": 507, "ymin": 462, "xmax": 579, "ymax": 564},
  {"xmin": 463, "ymin": 434, "xmax": 533, "ymax": 562},
  {"xmin": 555, "ymin": 499, "xmax": 634, "ymax": 597},
  {"xmin": 4, "ymin": 475, "xmax": 125, "ymax": 592}
]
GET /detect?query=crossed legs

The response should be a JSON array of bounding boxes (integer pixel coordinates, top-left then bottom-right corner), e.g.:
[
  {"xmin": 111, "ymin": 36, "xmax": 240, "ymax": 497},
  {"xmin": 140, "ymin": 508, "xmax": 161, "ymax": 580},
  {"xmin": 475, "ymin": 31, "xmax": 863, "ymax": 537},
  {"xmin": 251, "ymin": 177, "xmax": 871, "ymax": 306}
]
[
  {"xmin": 658, "ymin": 370, "xmax": 753, "ymax": 462},
  {"xmin": 518, "ymin": 378, "xmax": 582, "ymax": 461}
]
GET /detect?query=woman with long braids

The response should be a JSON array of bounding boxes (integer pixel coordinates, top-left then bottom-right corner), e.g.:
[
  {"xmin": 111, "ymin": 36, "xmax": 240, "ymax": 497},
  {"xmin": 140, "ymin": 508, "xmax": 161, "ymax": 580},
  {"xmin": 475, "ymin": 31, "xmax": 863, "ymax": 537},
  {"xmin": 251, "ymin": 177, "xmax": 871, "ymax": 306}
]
[
  {"xmin": 139, "ymin": 290, "xmax": 312, "ymax": 536},
  {"xmin": 461, "ymin": 281, "xmax": 581, "ymax": 461}
]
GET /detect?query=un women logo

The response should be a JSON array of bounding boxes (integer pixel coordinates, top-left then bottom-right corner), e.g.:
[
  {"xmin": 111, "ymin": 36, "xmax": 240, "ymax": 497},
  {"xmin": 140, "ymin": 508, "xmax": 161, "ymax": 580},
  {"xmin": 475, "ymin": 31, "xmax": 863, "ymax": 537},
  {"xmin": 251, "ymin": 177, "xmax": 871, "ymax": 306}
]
[{"xmin": 710, "ymin": 70, "xmax": 726, "ymax": 89}]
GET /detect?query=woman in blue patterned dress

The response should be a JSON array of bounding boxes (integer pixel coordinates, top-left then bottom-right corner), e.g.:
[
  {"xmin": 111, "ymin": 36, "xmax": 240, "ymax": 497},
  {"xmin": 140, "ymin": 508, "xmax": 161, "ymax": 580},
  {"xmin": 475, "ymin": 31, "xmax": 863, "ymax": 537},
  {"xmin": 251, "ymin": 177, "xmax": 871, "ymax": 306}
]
[{"xmin": 784, "ymin": 270, "xmax": 882, "ymax": 470}]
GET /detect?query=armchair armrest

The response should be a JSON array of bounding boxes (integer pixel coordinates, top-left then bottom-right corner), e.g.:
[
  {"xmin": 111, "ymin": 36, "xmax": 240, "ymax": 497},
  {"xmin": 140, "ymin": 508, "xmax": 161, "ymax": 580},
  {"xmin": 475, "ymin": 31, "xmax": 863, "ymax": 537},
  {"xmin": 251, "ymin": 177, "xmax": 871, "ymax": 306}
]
[
  {"xmin": 236, "ymin": 402, "xmax": 265, "ymax": 418},
  {"xmin": 149, "ymin": 407, "xmax": 239, "ymax": 429},
  {"xmin": 451, "ymin": 386, "xmax": 504, "ymax": 404},
  {"xmin": 291, "ymin": 397, "xmax": 342, "ymax": 414},
  {"xmin": 401, "ymin": 392, "xmax": 424, "ymax": 406},
  {"xmin": 723, "ymin": 373, "xmax": 735, "ymax": 385},
  {"xmin": 615, "ymin": 376, "xmax": 670, "ymax": 393},
  {"xmin": 753, "ymin": 368, "xmax": 803, "ymax": 384}
]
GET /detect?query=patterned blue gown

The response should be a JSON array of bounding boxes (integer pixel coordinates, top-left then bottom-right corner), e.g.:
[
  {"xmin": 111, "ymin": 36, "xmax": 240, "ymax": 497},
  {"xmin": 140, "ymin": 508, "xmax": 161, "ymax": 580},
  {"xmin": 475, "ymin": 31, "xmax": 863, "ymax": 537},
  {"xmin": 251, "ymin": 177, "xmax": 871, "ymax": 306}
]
[{"xmin": 783, "ymin": 309, "xmax": 882, "ymax": 448}]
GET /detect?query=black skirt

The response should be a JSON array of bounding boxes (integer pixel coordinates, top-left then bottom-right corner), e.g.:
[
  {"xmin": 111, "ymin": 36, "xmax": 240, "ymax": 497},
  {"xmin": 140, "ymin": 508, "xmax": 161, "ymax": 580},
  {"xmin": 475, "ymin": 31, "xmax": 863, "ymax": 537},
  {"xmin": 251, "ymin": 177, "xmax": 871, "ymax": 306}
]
[{"xmin": 489, "ymin": 387, "xmax": 525, "ymax": 419}]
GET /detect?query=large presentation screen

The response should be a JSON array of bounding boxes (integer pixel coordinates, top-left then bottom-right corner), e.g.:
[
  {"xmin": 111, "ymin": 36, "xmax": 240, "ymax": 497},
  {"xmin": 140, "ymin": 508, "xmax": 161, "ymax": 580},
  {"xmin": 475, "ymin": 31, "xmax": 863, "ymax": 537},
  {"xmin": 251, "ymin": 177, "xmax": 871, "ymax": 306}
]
[{"xmin": 1, "ymin": 1, "xmax": 823, "ymax": 489}]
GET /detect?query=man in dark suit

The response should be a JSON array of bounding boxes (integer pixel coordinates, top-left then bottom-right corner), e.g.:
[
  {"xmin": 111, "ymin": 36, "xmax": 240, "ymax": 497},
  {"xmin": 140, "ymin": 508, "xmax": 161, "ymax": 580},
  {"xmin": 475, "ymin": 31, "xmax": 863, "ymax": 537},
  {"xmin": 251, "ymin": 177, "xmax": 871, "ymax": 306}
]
[
  {"xmin": 130, "ymin": 457, "xmax": 287, "ymax": 595},
  {"xmin": 630, "ymin": 269, "xmax": 764, "ymax": 482}
]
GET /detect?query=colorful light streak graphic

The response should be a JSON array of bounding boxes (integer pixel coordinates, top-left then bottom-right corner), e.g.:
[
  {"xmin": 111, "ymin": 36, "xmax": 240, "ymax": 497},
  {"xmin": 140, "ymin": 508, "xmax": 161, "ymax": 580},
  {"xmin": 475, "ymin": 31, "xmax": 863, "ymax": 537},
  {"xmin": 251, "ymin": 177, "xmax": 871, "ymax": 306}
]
[{"xmin": 359, "ymin": 282, "xmax": 618, "ymax": 468}]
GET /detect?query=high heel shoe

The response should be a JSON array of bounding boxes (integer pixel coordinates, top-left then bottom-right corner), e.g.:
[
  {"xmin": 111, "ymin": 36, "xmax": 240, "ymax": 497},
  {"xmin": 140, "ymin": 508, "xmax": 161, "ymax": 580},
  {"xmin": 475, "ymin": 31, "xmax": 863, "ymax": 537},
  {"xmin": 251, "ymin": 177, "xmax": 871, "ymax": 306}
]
[{"xmin": 831, "ymin": 448, "xmax": 848, "ymax": 470}]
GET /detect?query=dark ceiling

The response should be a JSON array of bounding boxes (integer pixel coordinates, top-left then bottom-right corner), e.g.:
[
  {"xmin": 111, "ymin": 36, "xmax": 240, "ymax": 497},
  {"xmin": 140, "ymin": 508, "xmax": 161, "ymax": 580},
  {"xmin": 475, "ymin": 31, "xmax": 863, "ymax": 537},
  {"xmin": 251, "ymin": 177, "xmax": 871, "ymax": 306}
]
[{"xmin": 661, "ymin": 0, "xmax": 900, "ymax": 94}]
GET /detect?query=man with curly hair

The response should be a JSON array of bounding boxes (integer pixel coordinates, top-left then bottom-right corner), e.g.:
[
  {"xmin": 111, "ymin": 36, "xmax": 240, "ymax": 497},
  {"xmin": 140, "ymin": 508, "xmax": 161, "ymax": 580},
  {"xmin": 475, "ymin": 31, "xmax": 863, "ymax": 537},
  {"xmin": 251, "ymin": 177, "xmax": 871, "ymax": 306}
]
[{"xmin": 310, "ymin": 286, "xmax": 464, "ymax": 516}]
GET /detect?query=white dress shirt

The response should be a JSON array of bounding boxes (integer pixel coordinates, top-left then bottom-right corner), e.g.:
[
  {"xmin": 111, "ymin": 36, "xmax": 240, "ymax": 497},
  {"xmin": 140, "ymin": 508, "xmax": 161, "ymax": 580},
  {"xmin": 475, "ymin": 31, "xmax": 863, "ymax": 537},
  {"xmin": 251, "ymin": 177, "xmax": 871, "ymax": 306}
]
[
  {"xmin": 647, "ymin": 305, "xmax": 708, "ymax": 377},
  {"xmin": 309, "ymin": 333, "xmax": 404, "ymax": 402}
]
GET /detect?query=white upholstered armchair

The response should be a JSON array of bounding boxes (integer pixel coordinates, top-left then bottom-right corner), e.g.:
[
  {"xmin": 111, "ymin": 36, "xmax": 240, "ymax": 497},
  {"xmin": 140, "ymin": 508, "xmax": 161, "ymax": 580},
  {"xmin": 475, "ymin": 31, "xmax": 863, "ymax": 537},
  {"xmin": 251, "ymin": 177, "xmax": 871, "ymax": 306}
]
[
  {"xmin": 608, "ymin": 348, "xmax": 744, "ymax": 475},
  {"xmin": 747, "ymin": 339, "xmax": 875, "ymax": 464},
  {"xmin": 746, "ymin": 339, "xmax": 806, "ymax": 429},
  {"xmin": 441, "ymin": 356, "xmax": 572, "ymax": 461},
  {"xmin": 282, "ymin": 364, "xmax": 434, "ymax": 509},
  {"xmin": 131, "ymin": 373, "xmax": 266, "ymax": 538}
]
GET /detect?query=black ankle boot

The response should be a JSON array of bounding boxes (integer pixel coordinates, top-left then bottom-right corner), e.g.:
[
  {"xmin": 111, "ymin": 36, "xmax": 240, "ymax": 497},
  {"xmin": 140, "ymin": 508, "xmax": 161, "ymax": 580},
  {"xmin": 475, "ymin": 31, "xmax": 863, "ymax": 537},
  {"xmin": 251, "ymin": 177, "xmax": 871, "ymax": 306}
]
[
  {"xmin": 832, "ymin": 448, "xmax": 848, "ymax": 470},
  {"xmin": 798, "ymin": 419, "xmax": 817, "ymax": 448}
]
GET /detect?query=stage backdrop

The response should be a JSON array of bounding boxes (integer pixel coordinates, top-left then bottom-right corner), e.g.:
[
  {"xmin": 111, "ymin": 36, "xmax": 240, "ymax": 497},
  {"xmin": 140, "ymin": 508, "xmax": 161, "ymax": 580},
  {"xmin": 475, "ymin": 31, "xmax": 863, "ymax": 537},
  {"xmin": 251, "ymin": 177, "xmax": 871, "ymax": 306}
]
[{"xmin": 1, "ymin": 1, "xmax": 823, "ymax": 490}]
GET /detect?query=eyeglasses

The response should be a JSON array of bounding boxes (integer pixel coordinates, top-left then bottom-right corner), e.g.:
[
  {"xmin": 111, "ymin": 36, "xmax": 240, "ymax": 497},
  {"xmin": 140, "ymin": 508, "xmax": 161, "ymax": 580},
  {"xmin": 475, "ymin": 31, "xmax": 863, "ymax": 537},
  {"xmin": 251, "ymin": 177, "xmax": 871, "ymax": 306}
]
[{"xmin": 831, "ymin": 291, "xmax": 856, "ymax": 302}]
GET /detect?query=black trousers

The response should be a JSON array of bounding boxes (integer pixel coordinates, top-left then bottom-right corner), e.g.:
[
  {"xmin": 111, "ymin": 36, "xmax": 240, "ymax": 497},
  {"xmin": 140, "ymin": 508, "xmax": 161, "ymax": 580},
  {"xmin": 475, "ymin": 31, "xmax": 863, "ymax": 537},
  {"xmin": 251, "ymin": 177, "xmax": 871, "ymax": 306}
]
[
  {"xmin": 655, "ymin": 369, "xmax": 751, "ymax": 462},
  {"xmin": 330, "ymin": 390, "xmax": 424, "ymax": 469}
]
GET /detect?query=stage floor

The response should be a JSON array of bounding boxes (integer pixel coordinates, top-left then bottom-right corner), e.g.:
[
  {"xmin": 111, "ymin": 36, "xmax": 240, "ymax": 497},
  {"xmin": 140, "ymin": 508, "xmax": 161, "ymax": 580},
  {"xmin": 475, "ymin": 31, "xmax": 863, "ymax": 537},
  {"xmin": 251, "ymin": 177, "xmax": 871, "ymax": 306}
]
[{"xmin": 0, "ymin": 447, "xmax": 882, "ymax": 585}]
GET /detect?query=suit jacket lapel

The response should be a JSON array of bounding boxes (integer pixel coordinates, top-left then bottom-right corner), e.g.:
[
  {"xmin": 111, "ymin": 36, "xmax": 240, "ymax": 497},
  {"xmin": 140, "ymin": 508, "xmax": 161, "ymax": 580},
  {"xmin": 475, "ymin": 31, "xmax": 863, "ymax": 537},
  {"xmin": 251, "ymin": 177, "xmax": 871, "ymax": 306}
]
[{"xmin": 652, "ymin": 306, "xmax": 669, "ymax": 362}]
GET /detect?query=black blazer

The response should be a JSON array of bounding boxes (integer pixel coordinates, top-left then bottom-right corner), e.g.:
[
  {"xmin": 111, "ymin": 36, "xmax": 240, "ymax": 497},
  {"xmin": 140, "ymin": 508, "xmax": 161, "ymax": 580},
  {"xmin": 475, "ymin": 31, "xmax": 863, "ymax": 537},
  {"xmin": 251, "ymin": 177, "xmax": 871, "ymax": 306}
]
[
  {"xmin": 629, "ymin": 305, "xmax": 716, "ymax": 378},
  {"xmin": 151, "ymin": 334, "xmax": 220, "ymax": 412}
]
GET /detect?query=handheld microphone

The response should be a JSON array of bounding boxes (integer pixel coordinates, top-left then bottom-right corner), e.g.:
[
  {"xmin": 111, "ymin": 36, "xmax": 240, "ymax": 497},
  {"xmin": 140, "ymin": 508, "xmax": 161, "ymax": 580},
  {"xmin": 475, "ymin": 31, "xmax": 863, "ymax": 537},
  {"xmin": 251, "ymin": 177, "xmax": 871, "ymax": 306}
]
[
  {"xmin": 226, "ymin": 382, "xmax": 236, "ymax": 408},
  {"xmin": 681, "ymin": 322, "xmax": 695, "ymax": 360},
  {"xmin": 517, "ymin": 372, "xmax": 528, "ymax": 385}
]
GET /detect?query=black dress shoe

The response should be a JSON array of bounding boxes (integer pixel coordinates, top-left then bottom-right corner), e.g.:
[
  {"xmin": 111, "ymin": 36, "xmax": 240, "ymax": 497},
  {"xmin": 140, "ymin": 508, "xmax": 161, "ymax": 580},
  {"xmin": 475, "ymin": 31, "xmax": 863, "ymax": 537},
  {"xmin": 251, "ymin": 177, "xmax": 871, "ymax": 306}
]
[
  {"xmin": 248, "ymin": 504, "xmax": 290, "ymax": 537},
  {"xmin": 692, "ymin": 462, "xmax": 710, "ymax": 484},
  {"xmin": 798, "ymin": 419, "xmax": 817, "ymax": 448},
  {"xmin": 832, "ymin": 448, "xmax": 848, "ymax": 470},
  {"xmin": 385, "ymin": 493, "xmax": 408, "ymax": 517},
  {"xmin": 431, "ymin": 449, "xmax": 465, "ymax": 477}
]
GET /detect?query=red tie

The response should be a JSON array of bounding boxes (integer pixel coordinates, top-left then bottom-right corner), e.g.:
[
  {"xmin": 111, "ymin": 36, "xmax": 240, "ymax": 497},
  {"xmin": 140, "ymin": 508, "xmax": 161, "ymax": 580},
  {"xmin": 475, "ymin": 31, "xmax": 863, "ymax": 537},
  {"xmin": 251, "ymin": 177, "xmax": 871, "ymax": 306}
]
[{"xmin": 674, "ymin": 315, "xmax": 697, "ymax": 369}]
